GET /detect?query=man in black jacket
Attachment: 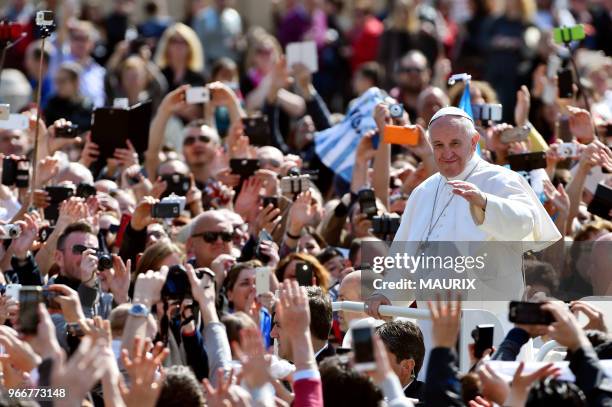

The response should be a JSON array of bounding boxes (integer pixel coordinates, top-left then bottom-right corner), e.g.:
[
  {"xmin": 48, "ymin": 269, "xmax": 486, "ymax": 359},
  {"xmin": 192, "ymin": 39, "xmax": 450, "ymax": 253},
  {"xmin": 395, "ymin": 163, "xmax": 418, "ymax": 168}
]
[{"xmin": 376, "ymin": 320, "xmax": 426, "ymax": 401}]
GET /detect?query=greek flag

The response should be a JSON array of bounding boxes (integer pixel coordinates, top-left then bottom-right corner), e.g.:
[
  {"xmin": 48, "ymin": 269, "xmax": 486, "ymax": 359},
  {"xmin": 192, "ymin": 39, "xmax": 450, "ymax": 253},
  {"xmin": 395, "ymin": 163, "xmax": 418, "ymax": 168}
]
[
  {"xmin": 314, "ymin": 87, "xmax": 385, "ymax": 183},
  {"xmin": 456, "ymin": 81, "xmax": 481, "ymax": 156}
]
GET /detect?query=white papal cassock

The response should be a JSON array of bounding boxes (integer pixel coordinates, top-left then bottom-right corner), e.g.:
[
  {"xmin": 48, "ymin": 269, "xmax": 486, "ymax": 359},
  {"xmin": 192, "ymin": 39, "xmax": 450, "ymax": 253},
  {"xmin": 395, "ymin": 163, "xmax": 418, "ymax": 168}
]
[{"xmin": 382, "ymin": 152, "xmax": 562, "ymax": 306}]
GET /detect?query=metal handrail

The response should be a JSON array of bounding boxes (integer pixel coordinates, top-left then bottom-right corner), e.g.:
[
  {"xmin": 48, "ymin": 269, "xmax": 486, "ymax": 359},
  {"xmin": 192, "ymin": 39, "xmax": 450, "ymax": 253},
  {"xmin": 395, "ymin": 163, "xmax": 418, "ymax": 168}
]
[{"xmin": 332, "ymin": 301, "xmax": 431, "ymax": 319}]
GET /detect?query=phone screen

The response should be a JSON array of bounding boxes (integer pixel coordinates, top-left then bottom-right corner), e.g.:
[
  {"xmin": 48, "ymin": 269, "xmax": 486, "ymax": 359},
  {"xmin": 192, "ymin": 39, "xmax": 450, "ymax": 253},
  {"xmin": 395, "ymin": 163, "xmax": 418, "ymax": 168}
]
[
  {"xmin": 352, "ymin": 326, "xmax": 375, "ymax": 364},
  {"xmin": 19, "ymin": 287, "xmax": 42, "ymax": 334},
  {"xmin": 295, "ymin": 261, "xmax": 313, "ymax": 286}
]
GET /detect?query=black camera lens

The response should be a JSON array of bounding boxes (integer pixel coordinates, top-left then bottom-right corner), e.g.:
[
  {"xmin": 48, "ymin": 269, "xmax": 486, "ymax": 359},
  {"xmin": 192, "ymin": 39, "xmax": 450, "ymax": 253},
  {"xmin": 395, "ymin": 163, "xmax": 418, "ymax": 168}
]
[{"xmin": 97, "ymin": 253, "xmax": 113, "ymax": 271}]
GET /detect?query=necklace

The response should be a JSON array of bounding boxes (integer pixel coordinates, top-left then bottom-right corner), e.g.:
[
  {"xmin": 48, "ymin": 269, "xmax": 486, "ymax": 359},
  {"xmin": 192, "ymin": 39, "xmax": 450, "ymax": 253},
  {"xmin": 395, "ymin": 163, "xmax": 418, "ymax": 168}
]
[{"xmin": 417, "ymin": 162, "xmax": 480, "ymax": 253}]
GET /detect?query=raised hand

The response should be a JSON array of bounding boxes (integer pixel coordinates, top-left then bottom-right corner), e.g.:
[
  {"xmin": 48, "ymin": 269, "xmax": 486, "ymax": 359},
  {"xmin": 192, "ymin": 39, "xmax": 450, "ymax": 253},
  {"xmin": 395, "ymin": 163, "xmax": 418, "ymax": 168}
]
[
  {"xmin": 427, "ymin": 293, "xmax": 462, "ymax": 348},
  {"xmin": 373, "ymin": 103, "xmax": 391, "ymax": 131},
  {"xmin": 514, "ymin": 85, "xmax": 530, "ymax": 127},
  {"xmin": 113, "ymin": 139, "xmax": 139, "ymax": 169},
  {"xmin": 185, "ymin": 264, "xmax": 217, "ymax": 323},
  {"xmin": 107, "ymin": 255, "xmax": 131, "ymax": 304},
  {"xmin": 287, "ymin": 190, "xmax": 318, "ymax": 231},
  {"xmin": 234, "ymin": 177, "xmax": 264, "ymax": 222},
  {"xmin": 567, "ymin": 106, "xmax": 594, "ymax": 143},
  {"xmin": 79, "ymin": 132, "xmax": 100, "ymax": 168},
  {"xmin": 47, "ymin": 284, "xmax": 86, "ymax": 324},
  {"xmin": 232, "ymin": 327, "xmax": 273, "ymax": 389},
  {"xmin": 252, "ymin": 203, "xmax": 282, "ymax": 237},
  {"xmin": 447, "ymin": 180, "xmax": 487, "ymax": 210},
  {"xmin": 541, "ymin": 301, "xmax": 590, "ymax": 352},
  {"xmin": 159, "ymin": 85, "xmax": 189, "ymax": 115},
  {"xmin": 543, "ymin": 179, "xmax": 569, "ymax": 216},
  {"xmin": 9, "ymin": 212, "xmax": 39, "ymax": 258},
  {"xmin": 35, "ymin": 155, "xmax": 60, "ymax": 187},
  {"xmin": 120, "ymin": 336, "xmax": 169, "ymax": 407},
  {"xmin": 46, "ymin": 119, "xmax": 83, "ymax": 154},
  {"xmin": 570, "ymin": 301, "xmax": 607, "ymax": 332},
  {"xmin": 132, "ymin": 267, "xmax": 169, "ymax": 307},
  {"xmin": 355, "ymin": 131, "xmax": 377, "ymax": 162},
  {"xmin": 131, "ymin": 196, "xmax": 158, "ymax": 231},
  {"xmin": 504, "ymin": 361, "xmax": 560, "ymax": 407}
]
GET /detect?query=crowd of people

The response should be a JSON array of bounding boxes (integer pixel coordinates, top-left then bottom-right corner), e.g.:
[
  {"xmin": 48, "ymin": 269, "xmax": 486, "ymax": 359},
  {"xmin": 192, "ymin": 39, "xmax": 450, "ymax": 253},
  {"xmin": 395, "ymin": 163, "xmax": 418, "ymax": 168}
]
[{"xmin": 0, "ymin": 0, "xmax": 611, "ymax": 406}]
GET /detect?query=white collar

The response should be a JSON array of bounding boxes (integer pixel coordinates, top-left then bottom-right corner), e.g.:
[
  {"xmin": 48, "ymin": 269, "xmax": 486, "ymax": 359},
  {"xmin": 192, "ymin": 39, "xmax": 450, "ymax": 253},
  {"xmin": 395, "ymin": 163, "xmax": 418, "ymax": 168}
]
[
  {"xmin": 314, "ymin": 343, "xmax": 328, "ymax": 359},
  {"xmin": 444, "ymin": 153, "xmax": 482, "ymax": 181},
  {"xmin": 402, "ymin": 379, "xmax": 414, "ymax": 391}
]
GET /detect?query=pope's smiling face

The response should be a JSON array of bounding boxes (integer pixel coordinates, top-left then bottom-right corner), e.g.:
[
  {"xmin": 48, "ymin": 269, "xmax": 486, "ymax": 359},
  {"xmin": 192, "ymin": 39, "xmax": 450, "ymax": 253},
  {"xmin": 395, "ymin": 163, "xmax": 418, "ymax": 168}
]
[{"xmin": 429, "ymin": 116, "xmax": 479, "ymax": 178}]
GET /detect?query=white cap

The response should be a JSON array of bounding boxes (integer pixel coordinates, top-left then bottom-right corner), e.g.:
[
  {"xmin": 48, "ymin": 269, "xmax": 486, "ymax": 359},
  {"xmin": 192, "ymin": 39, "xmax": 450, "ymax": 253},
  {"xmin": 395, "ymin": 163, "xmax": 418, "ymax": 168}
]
[{"xmin": 428, "ymin": 106, "xmax": 474, "ymax": 128}]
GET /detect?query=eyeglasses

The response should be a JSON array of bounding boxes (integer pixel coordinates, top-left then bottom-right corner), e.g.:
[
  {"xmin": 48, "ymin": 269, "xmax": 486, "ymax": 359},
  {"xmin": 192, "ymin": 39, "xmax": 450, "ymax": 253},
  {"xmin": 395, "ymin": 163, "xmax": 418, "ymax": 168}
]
[
  {"xmin": 72, "ymin": 244, "xmax": 98, "ymax": 255},
  {"xmin": 192, "ymin": 231, "xmax": 233, "ymax": 243},
  {"xmin": 183, "ymin": 135, "xmax": 212, "ymax": 146}
]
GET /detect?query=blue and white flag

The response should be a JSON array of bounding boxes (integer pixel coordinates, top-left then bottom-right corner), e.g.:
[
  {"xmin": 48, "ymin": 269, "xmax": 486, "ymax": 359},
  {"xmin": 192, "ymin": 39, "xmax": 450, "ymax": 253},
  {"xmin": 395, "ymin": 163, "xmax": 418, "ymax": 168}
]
[
  {"xmin": 456, "ymin": 81, "xmax": 481, "ymax": 156},
  {"xmin": 314, "ymin": 87, "xmax": 385, "ymax": 183}
]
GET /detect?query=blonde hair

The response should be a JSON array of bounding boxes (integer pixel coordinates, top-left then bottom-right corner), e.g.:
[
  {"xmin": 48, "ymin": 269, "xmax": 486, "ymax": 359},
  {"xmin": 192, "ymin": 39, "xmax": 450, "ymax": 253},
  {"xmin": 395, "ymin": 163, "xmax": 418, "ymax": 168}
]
[
  {"xmin": 133, "ymin": 241, "xmax": 185, "ymax": 281},
  {"xmin": 244, "ymin": 29, "xmax": 281, "ymax": 71},
  {"xmin": 387, "ymin": 0, "xmax": 419, "ymax": 33},
  {"xmin": 154, "ymin": 23, "xmax": 204, "ymax": 73}
]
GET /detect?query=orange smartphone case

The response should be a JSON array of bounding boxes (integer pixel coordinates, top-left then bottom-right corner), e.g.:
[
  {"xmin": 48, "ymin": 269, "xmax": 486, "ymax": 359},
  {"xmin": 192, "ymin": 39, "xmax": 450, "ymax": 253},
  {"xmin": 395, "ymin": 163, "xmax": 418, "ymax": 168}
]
[{"xmin": 383, "ymin": 125, "xmax": 419, "ymax": 145}]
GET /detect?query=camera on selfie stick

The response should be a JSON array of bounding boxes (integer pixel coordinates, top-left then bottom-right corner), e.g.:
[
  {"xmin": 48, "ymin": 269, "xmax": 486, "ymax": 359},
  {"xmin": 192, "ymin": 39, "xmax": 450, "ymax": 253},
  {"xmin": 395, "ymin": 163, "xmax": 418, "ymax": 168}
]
[{"xmin": 29, "ymin": 11, "xmax": 56, "ymax": 206}]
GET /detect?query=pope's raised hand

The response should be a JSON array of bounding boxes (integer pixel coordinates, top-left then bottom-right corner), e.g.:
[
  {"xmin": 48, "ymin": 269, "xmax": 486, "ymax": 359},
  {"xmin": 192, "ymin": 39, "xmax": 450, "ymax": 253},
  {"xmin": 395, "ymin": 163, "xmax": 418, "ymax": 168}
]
[{"xmin": 447, "ymin": 180, "xmax": 487, "ymax": 210}]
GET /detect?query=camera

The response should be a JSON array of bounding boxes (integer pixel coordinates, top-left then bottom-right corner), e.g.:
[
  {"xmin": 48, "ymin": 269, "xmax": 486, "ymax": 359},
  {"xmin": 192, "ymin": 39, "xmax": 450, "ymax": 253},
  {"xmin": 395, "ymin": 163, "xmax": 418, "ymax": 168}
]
[
  {"xmin": 280, "ymin": 174, "xmax": 310, "ymax": 195},
  {"xmin": 96, "ymin": 252, "xmax": 113, "ymax": 271},
  {"xmin": 558, "ymin": 142, "xmax": 578, "ymax": 159},
  {"xmin": 372, "ymin": 214, "xmax": 401, "ymax": 236},
  {"xmin": 76, "ymin": 182, "xmax": 96, "ymax": 199},
  {"xmin": 151, "ymin": 194, "xmax": 186, "ymax": 219},
  {"xmin": 230, "ymin": 159, "xmax": 260, "ymax": 179},
  {"xmin": 552, "ymin": 24, "xmax": 585, "ymax": 44},
  {"xmin": 186, "ymin": 87, "xmax": 210, "ymax": 104},
  {"xmin": 2, "ymin": 157, "xmax": 30, "ymax": 188},
  {"xmin": 471, "ymin": 104, "xmax": 502, "ymax": 123},
  {"xmin": 160, "ymin": 173, "xmax": 190, "ymax": 197},
  {"xmin": 389, "ymin": 103, "xmax": 404, "ymax": 120},
  {"xmin": 56, "ymin": 123, "xmax": 79, "ymax": 138},
  {"xmin": 162, "ymin": 265, "xmax": 207, "ymax": 299},
  {"xmin": 0, "ymin": 224, "xmax": 21, "ymax": 240},
  {"xmin": 35, "ymin": 11, "xmax": 54, "ymax": 27}
]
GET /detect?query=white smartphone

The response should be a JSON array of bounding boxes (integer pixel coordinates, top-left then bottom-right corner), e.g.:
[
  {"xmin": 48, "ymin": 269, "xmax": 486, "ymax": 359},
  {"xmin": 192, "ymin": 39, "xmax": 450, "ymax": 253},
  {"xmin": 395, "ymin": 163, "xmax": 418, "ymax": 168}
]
[
  {"xmin": 286, "ymin": 41, "xmax": 318, "ymax": 73},
  {"xmin": 4, "ymin": 284, "xmax": 22, "ymax": 300},
  {"xmin": 0, "ymin": 114, "xmax": 28, "ymax": 130},
  {"xmin": 351, "ymin": 320, "xmax": 376, "ymax": 372},
  {"xmin": 255, "ymin": 267, "xmax": 270, "ymax": 296},
  {"xmin": 558, "ymin": 142, "xmax": 578, "ymax": 159},
  {"xmin": 0, "ymin": 104, "xmax": 10, "ymax": 120},
  {"xmin": 186, "ymin": 87, "xmax": 210, "ymax": 104}
]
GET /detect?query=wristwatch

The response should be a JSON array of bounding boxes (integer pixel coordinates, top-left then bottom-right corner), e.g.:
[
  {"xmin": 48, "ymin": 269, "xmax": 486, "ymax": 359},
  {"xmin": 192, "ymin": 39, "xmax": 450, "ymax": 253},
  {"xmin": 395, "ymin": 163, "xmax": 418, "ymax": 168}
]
[{"xmin": 128, "ymin": 303, "xmax": 150, "ymax": 318}]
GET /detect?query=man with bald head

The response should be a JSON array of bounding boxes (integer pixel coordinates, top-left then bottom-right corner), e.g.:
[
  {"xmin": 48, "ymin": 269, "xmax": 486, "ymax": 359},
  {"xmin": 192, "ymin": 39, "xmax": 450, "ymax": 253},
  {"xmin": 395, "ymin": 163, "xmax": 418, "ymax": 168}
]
[
  {"xmin": 366, "ymin": 106, "xmax": 561, "ymax": 317},
  {"xmin": 187, "ymin": 210, "xmax": 235, "ymax": 268}
]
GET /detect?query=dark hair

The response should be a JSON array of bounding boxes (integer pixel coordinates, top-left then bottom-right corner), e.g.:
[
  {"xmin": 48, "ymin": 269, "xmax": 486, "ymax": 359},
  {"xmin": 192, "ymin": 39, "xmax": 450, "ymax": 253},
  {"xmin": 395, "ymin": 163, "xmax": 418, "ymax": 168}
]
[
  {"xmin": 211, "ymin": 57, "xmax": 237, "ymax": 79},
  {"xmin": 156, "ymin": 365, "xmax": 205, "ymax": 407},
  {"xmin": 525, "ymin": 379, "xmax": 586, "ymax": 407},
  {"xmin": 524, "ymin": 260, "xmax": 559, "ymax": 295},
  {"xmin": 306, "ymin": 286, "xmax": 332, "ymax": 341},
  {"xmin": 375, "ymin": 320, "xmax": 425, "ymax": 375},
  {"xmin": 224, "ymin": 260, "xmax": 263, "ymax": 293},
  {"xmin": 355, "ymin": 62, "xmax": 384, "ymax": 88},
  {"xmin": 221, "ymin": 311, "xmax": 257, "ymax": 344},
  {"xmin": 316, "ymin": 247, "xmax": 344, "ymax": 265},
  {"xmin": 57, "ymin": 221, "xmax": 95, "ymax": 251},
  {"xmin": 348, "ymin": 238, "xmax": 364, "ymax": 267},
  {"xmin": 320, "ymin": 356, "xmax": 383, "ymax": 407}
]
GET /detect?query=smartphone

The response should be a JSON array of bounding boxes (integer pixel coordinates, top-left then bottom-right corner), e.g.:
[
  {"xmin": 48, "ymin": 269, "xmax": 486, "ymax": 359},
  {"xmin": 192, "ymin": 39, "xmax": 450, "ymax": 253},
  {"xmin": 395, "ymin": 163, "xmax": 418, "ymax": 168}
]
[
  {"xmin": 508, "ymin": 301, "xmax": 555, "ymax": 325},
  {"xmin": 242, "ymin": 116, "xmax": 270, "ymax": 146},
  {"xmin": 76, "ymin": 182, "xmax": 96, "ymax": 199},
  {"xmin": 255, "ymin": 229, "xmax": 273, "ymax": 264},
  {"xmin": 42, "ymin": 288, "xmax": 61, "ymax": 310},
  {"xmin": 587, "ymin": 183, "xmax": 611, "ymax": 221},
  {"xmin": 372, "ymin": 214, "xmax": 401, "ymax": 236},
  {"xmin": 358, "ymin": 188, "xmax": 377, "ymax": 219},
  {"xmin": 472, "ymin": 324, "xmax": 494, "ymax": 359},
  {"xmin": 557, "ymin": 68, "xmax": 574, "ymax": 99},
  {"xmin": 56, "ymin": 124, "xmax": 79, "ymax": 138},
  {"xmin": 5, "ymin": 284, "xmax": 21, "ymax": 300},
  {"xmin": 352, "ymin": 321, "xmax": 376, "ymax": 372},
  {"xmin": 44, "ymin": 185, "xmax": 75, "ymax": 224},
  {"xmin": 19, "ymin": 286, "xmax": 43, "ymax": 334},
  {"xmin": 151, "ymin": 202, "xmax": 181, "ymax": 218},
  {"xmin": 2, "ymin": 157, "xmax": 28, "ymax": 187},
  {"xmin": 160, "ymin": 173, "xmax": 190, "ymax": 197},
  {"xmin": 507, "ymin": 152, "xmax": 547, "ymax": 172},
  {"xmin": 230, "ymin": 159, "xmax": 260, "ymax": 179},
  {"xmin": 472, "ymin": 104, "xmax": 503, "ymax": 122},
  {"xmin": 500, "ymin": 126, "xmax": 530, "ymax": 144},
  {"xmin": 255, "ymin": 267, "xmax": 270, "ymax": 295},
  {"xmin": 0, "ymin": 104, "xmax": 9, "ymax": 120},
  {"xmin": 186, "ymin": 86, "xmax": 210, "ymax": 104},
  {"xmin": 295, "ymin": 261, "xmax": 313, "ymax": 286},
  {"xmin": 262, "ymin": 196, "xmax": 279, "ymax": 209},
  {"xmin": 383, "ymin": 125, "xmax": 419, "ymax": 145}
]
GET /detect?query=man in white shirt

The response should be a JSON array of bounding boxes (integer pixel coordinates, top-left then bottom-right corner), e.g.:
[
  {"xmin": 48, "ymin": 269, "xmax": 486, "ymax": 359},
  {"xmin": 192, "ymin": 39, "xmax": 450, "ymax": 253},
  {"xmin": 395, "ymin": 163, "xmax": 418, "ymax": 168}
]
[{"xmin": 365, "ymin": 107, "xmax": 562, "ymax": 317}]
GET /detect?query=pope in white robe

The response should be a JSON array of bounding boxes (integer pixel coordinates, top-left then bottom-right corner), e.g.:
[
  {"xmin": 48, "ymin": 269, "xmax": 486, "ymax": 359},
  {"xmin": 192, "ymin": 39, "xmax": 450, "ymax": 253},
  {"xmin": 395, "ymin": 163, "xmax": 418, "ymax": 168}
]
[{"xmin": 365, "ymin": 107, "xmax": 562, "ymax": 317}]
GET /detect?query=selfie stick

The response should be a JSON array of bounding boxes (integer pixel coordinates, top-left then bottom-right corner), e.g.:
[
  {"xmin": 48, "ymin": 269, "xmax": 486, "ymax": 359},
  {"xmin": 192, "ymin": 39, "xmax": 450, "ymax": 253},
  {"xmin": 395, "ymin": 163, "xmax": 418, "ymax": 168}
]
[
  {"xmin": 560, "ymin": 33, "xmax": 600, "ymax": 140},
  {"xmin": 29, "ymin": 19, "xmax": 54, "ymax": 205}
]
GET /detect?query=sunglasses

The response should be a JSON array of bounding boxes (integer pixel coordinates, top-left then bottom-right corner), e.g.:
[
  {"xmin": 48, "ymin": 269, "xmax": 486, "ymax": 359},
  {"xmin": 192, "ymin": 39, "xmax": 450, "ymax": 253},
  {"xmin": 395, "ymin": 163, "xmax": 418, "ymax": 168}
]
[
  {"xmin": 183, "ymin": 135, "xmax": 212, "ymax": 146},
  {"xmin": 72, "ymin": 244, "xmax": 98, "ymax": 255},
  {"xmin": 192, "ymin": 231, "xmax": 233, "ymax": 243},
  {"xmin": 100, "ymin": 224, "xmax": 120, "ymax": 236}
]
